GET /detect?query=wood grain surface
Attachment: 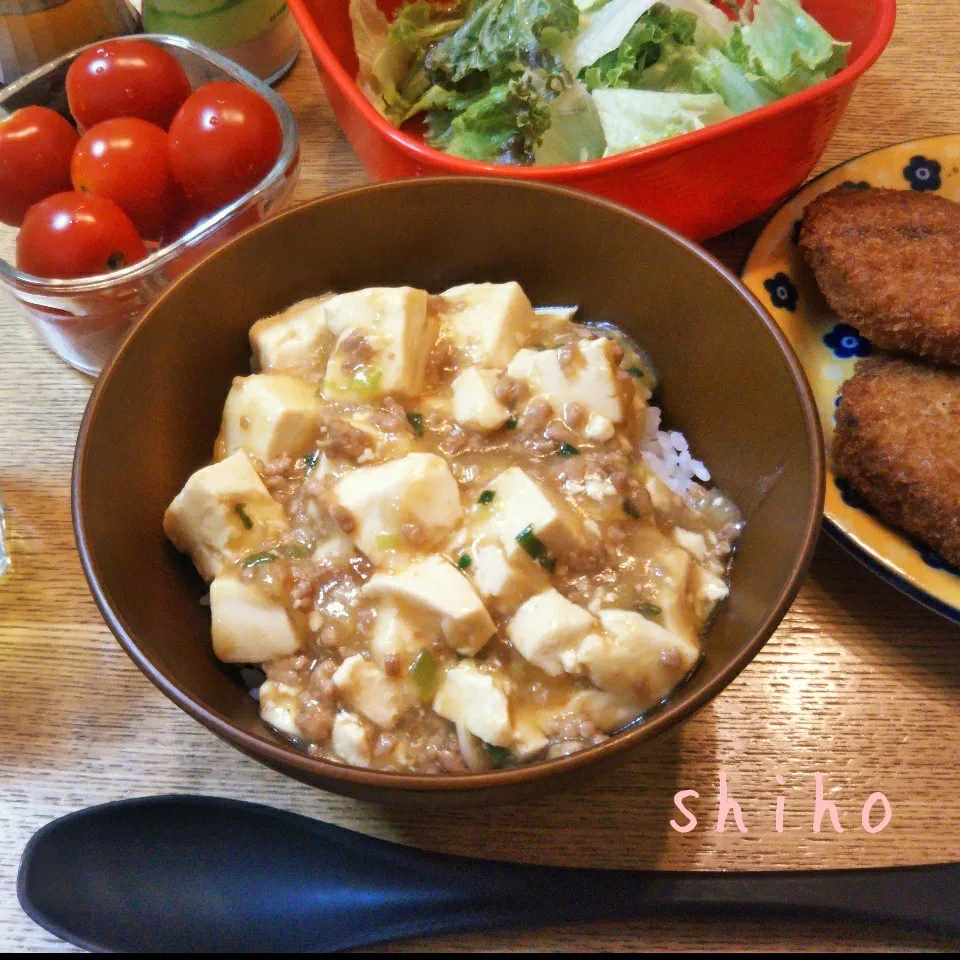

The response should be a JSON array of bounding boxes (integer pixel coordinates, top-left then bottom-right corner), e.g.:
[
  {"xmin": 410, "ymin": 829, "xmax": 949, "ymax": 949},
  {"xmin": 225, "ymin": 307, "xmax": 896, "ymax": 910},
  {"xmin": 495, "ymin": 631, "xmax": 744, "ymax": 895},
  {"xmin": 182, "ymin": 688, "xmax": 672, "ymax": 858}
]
[{"xmin": 2, "ymin": 2, "xmax": 960, "ymax": 951}]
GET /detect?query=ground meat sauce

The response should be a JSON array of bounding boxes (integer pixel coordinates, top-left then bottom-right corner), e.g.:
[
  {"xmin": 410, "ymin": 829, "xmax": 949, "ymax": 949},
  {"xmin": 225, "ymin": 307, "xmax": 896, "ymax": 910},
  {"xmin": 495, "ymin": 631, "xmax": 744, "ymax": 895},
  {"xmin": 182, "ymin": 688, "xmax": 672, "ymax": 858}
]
[{"xmin": 165, "ymin": 284, "xmax": 743, "ymax": 774}]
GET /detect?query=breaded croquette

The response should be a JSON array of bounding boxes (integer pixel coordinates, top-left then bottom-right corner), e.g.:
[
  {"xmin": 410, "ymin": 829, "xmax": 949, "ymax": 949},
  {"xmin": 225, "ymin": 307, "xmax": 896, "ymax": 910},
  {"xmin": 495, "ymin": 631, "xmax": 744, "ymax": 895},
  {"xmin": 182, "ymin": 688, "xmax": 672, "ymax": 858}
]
[
  {"xmin": 800, "ymin": 187, "xmax": 960, "ymax": 364},
  {"xmin": 833, "ymin": 355, "xmax": 960, "ymax": 566}
]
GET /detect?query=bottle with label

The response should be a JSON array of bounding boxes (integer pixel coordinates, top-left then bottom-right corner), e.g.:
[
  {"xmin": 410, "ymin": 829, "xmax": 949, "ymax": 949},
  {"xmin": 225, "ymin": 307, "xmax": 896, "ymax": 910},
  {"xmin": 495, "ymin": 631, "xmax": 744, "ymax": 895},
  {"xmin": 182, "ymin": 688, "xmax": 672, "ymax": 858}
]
[
  {"xmin": 0, "ymin": 0, "xmax": 139, "ymax": 85},
  {"xmin": 142, "ymin": 0, "xmax": 300, "ymax": 85}
]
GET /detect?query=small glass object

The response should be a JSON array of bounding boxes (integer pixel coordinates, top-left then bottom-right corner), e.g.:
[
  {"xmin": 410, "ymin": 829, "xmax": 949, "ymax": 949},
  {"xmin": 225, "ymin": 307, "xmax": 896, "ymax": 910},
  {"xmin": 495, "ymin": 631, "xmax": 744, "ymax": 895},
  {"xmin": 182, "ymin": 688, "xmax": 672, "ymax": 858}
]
[
  {"xmin": 0, "ymin": 492, "xmax": 9, "ymax": 578},
  {"xmin": 142, "ymin": 0, "xmax": 300, "ymax": 84},
  {"xmin": 0, "ymin": 0, "xmax": 140, "ymax": 85}
]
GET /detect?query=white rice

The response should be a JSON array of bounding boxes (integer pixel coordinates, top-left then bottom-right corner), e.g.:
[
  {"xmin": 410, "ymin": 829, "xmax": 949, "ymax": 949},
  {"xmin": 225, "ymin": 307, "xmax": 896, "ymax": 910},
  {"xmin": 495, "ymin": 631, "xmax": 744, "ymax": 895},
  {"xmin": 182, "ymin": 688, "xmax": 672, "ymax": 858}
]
[{"xmin": 640, "ymin": 405, "xmax": 711, "ymax": 495}]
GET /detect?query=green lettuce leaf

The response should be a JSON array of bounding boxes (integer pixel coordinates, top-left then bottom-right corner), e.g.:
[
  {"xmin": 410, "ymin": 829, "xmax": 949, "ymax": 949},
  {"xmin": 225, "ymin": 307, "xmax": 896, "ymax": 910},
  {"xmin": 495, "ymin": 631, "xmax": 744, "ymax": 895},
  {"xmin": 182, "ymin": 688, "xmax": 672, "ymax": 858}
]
[
  {"xmin": 427, "ymin": 72, "xmax": 555, "ymax": 163},
  {"xmin": 533, "ymin": 79, "xmax": 607, "ymax": 164},
  {"xmin": 690, "ymin": 45, "xmax": 777, "ymax": 112},
  {"xmin": 350, "ymin": 0, "xmax": 465, "ymax": 124},
  {"xmin": 581, "ymin": 4, "xmax": 697, "ymax": 90},
  {"xmin": 568, "ymin": 0, "xmax": 659, "ymax": 73},
  {"xmin": 665, "ymin": 0, "xmax": 734, "ymax": 47},
  {"xmin": 426, "ymin": 0, "xmax": 581, "ymax": 86},
  {"xmin": 592, "ymin": 87, "xmax": 732, "ymax": 154},
  {"xmin": 732, "ymin": 0, "xmax": 849, "ymax": 96}
]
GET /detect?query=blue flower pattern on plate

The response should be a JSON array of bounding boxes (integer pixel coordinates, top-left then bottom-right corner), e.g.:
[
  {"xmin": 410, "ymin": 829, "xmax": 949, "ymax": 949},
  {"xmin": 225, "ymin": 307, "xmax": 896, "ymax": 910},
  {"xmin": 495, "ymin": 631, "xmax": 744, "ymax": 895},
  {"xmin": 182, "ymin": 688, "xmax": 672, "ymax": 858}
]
[
  {"xmin": 912, "ymin": 542, "xmax": 959, "ymax": 574},
  {"xmin": 903, "ymin": 155, "xmax": 941, "ymax": 192},
  {"xmin": 841, "ymin": 180, "xmax": 872, "ymax": 190},
  {"xmin": 824, "ymin": 323, "xmax": 871, "ymax": 359},
  {"xmin": 764, "ymin": 272, "xmax": 798, "ymax": 311}
]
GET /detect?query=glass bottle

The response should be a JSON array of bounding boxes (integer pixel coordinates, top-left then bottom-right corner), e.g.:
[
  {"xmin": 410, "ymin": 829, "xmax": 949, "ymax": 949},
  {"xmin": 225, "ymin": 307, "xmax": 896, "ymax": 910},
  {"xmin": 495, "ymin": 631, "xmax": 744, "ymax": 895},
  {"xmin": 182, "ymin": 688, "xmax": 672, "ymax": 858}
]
[
  {"xmin": 142, "ymin": 0, "xmax": 299, "ymax": 85},
  {"xmin": 0, "ymin": 492, "xmax": 9, "ymax": 578},
  {"xmin": 0, "ymin": 0, "xmax": 139, "ymax": 85}
]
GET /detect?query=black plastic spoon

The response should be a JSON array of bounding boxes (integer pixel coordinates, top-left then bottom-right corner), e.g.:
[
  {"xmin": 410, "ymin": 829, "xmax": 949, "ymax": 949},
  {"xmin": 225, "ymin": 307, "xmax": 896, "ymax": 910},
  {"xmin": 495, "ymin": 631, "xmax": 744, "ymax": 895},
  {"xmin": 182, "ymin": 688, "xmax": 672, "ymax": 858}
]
[{"xmin": 17, "ymin": 795, "xmax": 960, "ymax": 952}]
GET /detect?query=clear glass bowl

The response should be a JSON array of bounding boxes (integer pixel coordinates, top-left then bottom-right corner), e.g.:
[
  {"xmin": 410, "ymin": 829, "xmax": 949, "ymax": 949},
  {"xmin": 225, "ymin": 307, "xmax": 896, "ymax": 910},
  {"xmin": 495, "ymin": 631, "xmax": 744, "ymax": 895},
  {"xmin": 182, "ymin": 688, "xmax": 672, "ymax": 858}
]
[{"xmin": 0, "ymin": 34, "xmax": 300, "ymax": 376}]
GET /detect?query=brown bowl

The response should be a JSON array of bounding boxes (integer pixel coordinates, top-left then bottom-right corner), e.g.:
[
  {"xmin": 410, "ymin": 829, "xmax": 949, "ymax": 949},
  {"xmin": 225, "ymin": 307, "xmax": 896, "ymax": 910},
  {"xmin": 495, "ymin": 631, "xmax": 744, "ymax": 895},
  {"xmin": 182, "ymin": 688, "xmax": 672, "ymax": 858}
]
[{"xmin": 73, "ymin": 178, "xmax": 824, "ymax": 804}]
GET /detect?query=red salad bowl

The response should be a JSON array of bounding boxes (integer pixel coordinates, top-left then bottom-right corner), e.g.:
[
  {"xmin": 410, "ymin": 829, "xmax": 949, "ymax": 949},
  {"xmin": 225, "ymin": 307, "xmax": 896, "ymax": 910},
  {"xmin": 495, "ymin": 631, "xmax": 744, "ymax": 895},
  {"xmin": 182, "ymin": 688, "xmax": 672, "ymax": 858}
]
[{"xmin": 289, "ymin": 0, "xmax": 895, "ymax": 240}]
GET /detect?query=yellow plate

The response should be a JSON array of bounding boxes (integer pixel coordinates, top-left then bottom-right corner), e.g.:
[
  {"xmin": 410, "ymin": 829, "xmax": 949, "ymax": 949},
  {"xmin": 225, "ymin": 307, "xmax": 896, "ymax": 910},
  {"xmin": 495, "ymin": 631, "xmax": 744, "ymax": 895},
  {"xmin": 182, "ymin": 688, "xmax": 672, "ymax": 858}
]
[{"xmin": 742, "ymin": 135, "xmax": 960, "ymax": 623}]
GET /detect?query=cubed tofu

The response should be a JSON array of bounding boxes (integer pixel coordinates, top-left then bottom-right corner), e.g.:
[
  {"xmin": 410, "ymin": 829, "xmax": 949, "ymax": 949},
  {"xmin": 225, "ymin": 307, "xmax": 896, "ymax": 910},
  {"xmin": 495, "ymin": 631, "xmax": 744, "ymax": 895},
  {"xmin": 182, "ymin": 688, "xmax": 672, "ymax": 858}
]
[
  {"xmin": 332, "ymin": 654, "xmax": 417, "ymax": 729},
  {"xmin": 219, "ymin": 374, "xmax": 322, "ymax": 463},
  {"xmin": 534, "ymin": 305, "xmax": 579, "ymax": 324},
  {"xmin": 322, "ymin": 287, "xmax": 436, "ymax": 400},
  {"xmin": 506, "ymin": 588, "xmax": 596, "ymax": 676},
  {"xmin": 163, "ymin": 451, "xmax": 289, "ymax": 580},
  {"xmin": 561, "ymin": 689, "xmax": 641, "ymax": 733},
  {"xmin": 363, "ymin": 556, "xmax": 495, "ymax": 655},
  {"xmin": 331, "ymin": 453, "xmax": 463, "ymax": 563},
  {"xmin": 433, "ymin": 662, "xmax": 512, "ymax": 747},
  {"xmin": 673, "ymin": 527, "xmax": 709, "ymax": 562},
  {"xmin": 466, "ymin": 540, "xmax": 545, "ymax": 614},
  {"xmin": 210, "ymin": 576, "xmax": 301, "ymax": 664},
  {"xmin": 573, "ymin": 610, "xmax": 699, "ymax": 707},
  {"xmin": 437, "ymin": 282, "xmax": 535, "ymax": 368},
  {"xmin": 258, "ymin": 680, "xmax": 301, "ymax": 737},
  {"xmin": 690, "ymin": 564, "xmax": 729, "ymax": 623},
  {"xmin": 331, "ymin": 711, "xmax": 372, "ymax": 767},
  {"xmin": 511, "ymin": 716, "xmax": 550, "ymax": 760},
  {"xmin": 451, "ymin": 367, "xmax": 510, "ymax": 432},
  {"xmin": 507, "ymin": 337, "xmax": 623, "ymax": 423},
  {"xmin": 584, "ymin": 413, "xmax": 615, "ymax": 442},
  {"xmin": 311, "ymin": 530, "xmax": 355, "ymax": 566},
  {"xmin": 369, "ymin": 601, "xmax": 436, "ymax": 667},
  {"xmin": 656, "ymin": 545, "xmax": 698, "ymax": 641},
  {"xmin": 249, "ymin": 295, "xmax": 333, "ymax": 372},
  {"xmin": 483, "ymin": 467, "xmax": 584, "ymax": 560},
  {"xmin": 645, "ymin": 473, "xmax": 679, "ymax": 513}
]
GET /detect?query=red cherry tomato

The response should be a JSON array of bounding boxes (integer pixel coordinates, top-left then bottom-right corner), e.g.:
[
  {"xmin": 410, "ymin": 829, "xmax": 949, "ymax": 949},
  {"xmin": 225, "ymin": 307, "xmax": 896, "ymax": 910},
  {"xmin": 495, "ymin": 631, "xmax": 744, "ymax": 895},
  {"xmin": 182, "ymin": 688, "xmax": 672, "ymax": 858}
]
[
  {"xmin": 66, "ymin": 39, "xmax": 192, "ymax": 130},
  {"xmin": 16, "ymin": 191, "xmax": 146, "ymax": 279},
  {"xmin": 71, "ymin": 117, "xmax": 181, "ymax": 239},
  {"xmin": 167, "ymin": 81, "xmax": 282, "ymax": 209},
  {"xmin": 159, "ymin": 203, "xmax": 214, "ymax": 245},
  {"xmin": 0, "ymin": 106, "xmax": 79, "ymax": 226}
]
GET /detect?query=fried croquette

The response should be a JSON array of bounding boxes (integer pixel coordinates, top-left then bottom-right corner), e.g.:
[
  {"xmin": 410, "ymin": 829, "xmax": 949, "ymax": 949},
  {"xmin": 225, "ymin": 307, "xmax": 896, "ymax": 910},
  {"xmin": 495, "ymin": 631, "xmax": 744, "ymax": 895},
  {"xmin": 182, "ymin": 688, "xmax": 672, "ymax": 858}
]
[
  {"xmin": 800, "ymin": 187, "xmax": 960, "ymax": 364},
  {"xmin": 833, "ymin": 355, "xmax": 960, "ymax": 567}
]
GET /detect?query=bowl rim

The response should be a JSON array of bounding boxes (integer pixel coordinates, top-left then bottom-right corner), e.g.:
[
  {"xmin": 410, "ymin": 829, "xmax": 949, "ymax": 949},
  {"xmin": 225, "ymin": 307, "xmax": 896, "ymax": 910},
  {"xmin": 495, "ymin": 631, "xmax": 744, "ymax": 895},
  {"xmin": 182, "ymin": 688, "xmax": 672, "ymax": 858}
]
[
  {"xmin": 73, "ymin": 176, "xmax": 826, "ymax": 794},
  {"xmin": 0, "ymin": 33, "xmax": 299, "ymax": 294},
  {"xmin": 288, "ymin": 0, "xmax": 896, "ymax": 179}
]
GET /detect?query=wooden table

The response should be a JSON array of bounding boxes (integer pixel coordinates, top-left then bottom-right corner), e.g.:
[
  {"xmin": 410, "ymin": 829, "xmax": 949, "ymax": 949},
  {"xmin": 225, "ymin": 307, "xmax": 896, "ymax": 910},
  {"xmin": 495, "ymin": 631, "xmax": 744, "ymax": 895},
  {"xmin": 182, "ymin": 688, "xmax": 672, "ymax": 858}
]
[{"xmin": 2, "ymin": 4, "xmax": 959, "ymax": 951}]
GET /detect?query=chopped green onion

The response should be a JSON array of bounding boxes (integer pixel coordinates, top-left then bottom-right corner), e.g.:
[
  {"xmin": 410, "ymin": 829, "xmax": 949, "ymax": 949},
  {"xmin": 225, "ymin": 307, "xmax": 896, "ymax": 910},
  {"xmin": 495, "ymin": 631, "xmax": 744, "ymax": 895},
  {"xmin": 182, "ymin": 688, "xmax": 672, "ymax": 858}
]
[
  {"xmin": 627, "ymin": 366, "xmax": 645, "ymax": 379},
  {"xmin": 482, "ymin": 743, "xmax": 512, "ymax": 768},
  {"xmin": 352, "ymin": 368, "xmax": 382, "ymax": 395},
  {"xmin": 408, "ymin": 650, "xmax": 438, "ymax": 701},
  {"xmin": 375, "ymin": 532, "xmax": 402, "ymax": 552},
  {"xmin": 234, "ymin": 503, "xmax": 253, "ymax": 530},
  {"xmin": 636, "ymin": 602, "xmax": 662, "ymax": 619},
  {"xmin": 243, "ymin": 551, "xmax": 278, "ymax": 568},
  {"xmin": 324, "ymin": 368, "xmax": 382, "ymax": 398},
  {"xmin": 559, "ymin": 442, "xmax": 580, "ymax": 456},
  {"xmin": 623, "ymin": 499, "xmax": 640, "ymax": 519},
  {"xmin": 478, "ymin": 490, "xmax": 495, "ymax": 504},
  {"xmin": 516, "ymin": 525, "xmax": 555, "ymax": 572},
  {"xmin": 304, "ymin": 450, "xmax": 319, "ymax": 471},
  {"xmin": 406, "ymin": 411, "xmax": 424, "ymax": 437},
  {"xmin": 456, "ymin": 554, "xmax": 472, "ymax": 570},
  {"xmin": 284, "ymin": 544, "xmax": 312, "ymax": 560},
  {"xmin": 505, "ymin": 417, "xmax": 518, "ymax": 430}
]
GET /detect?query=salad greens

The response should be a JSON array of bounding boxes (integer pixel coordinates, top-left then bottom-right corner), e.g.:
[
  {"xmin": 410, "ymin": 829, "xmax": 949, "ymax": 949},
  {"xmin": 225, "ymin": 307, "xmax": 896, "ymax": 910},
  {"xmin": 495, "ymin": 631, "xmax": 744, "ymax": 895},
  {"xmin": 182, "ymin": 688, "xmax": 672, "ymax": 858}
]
[{"xmin": 350, "ymin": 0, "xmax": 849, "ymax": 165}]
